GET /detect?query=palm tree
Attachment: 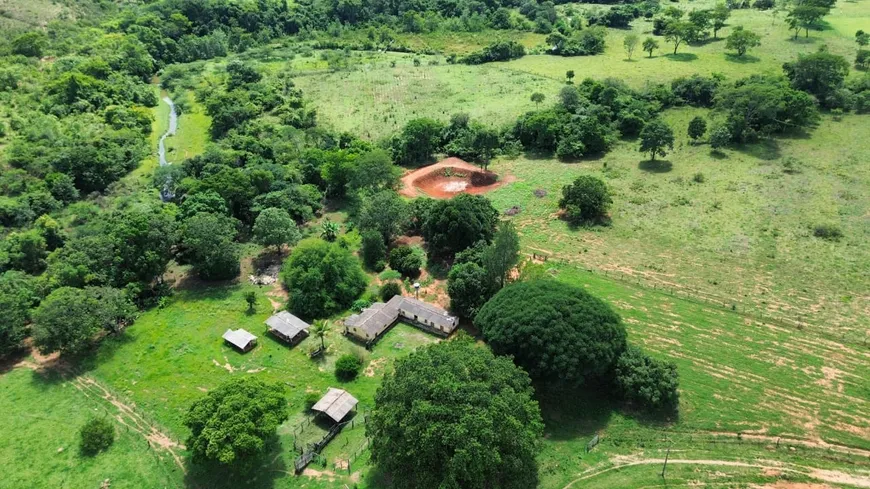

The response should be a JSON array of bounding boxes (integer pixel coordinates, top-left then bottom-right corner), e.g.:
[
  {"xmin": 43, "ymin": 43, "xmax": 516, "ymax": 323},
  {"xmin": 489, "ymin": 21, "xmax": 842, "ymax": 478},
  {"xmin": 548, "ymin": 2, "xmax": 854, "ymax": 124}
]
[
  {"xmin": 320, "ymin": 220, "xmax": 339, "ymax": 242},
  {"xmin": 310, "ymin": 320, "xmax": 328, "ymax": 350}
]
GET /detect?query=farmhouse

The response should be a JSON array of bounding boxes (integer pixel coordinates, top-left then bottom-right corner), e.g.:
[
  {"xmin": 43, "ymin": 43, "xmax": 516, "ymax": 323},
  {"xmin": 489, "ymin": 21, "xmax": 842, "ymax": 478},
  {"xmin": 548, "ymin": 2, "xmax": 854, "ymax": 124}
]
[
  {"xmin": 344, "ymin": 295, "xmax": 458, "ymax": 344},
  {"xmin": 311, "ymin": 387, "xmax": 359, "ymax": 423},
  {"xmin": 265, "ymin": 311, "xmax": 310, "ymax": 346},
  {"xmin": 222, "ymin": 328, "xmax": 257, "ymax": 352}
]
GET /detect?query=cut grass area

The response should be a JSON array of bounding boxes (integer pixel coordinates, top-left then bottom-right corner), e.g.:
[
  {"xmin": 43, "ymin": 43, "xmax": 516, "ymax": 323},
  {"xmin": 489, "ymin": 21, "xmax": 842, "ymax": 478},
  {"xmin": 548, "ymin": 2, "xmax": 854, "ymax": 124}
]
[
  {"xmin": 485, "ymin": 109, "xmax": 869, "ymax": 341},
  {"xmin": 0, "ymin": 367, "xmax": 181, "ymax": 489}
]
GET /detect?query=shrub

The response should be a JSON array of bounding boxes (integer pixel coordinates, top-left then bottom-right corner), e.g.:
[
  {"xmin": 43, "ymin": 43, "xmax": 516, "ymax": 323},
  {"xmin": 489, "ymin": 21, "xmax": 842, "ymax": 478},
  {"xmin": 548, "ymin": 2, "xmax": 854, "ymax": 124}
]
[
  {"xmin": 462, "ymin": 41, "xmax": 526, "ymax": 64},
  {"xmin": 813, "ymin": 223, "xmax": 843, "ymax": 241},
  {"xmin": 614, "ymin": 345, "xmax": 680, "ymax": 413},
  {"xmin": 380, "ymin": 281, "xmax": 402, "ymax": 302},
  {"xmin": 351, "ymin": 299, "xmax": 372, "ymax": 312},
  {"xmin": 388, "ymin": 246, "xmax": 423, "ymax": 276},
  {"xmin": 80, "ymin": 417, "xmax": 115, "ymax": 455},
  {"xmin": 475, "ymin": 280, "xmax": 627, "ymax": 385},
  {"xmin": 335, "ymin": 354, "xmax": 363, "ymax": 381},
  {"xmin": 304, "ymin": 391, "xmax": 320, "ymax": 410},
  {"xmin": 559, "ymin": 175, "xmax": 612, "ymax": 224}
]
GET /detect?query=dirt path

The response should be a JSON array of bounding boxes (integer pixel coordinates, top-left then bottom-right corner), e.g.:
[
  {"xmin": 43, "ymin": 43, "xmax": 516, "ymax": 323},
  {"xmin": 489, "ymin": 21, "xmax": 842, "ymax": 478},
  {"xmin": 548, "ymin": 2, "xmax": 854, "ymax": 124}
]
[
  {"xmin": 72, "ymin": 375, "xmax": 187, "ymax": 472},
  {"xmin": 561, "ymin": 456, "xmax": 870, "ymax": 489}
]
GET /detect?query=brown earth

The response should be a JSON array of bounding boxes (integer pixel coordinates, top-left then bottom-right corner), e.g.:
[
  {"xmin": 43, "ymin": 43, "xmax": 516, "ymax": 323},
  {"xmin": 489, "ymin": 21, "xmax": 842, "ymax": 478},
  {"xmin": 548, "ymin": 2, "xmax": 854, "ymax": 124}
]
[{"xmin": 399, "ymin": 157, "xmax": 514, "ymax": 199}]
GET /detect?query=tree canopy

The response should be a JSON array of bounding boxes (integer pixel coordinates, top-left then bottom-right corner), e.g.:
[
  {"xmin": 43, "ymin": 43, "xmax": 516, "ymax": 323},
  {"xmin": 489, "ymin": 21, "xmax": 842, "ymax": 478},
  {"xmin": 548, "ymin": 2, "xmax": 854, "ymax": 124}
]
[
  {"xmin": 180, "ymin": 212, "xmax": 241, "ymax": 281},
  {"xmin": 422, "ymin": 194, "xmax": 499, "ymax": 258},
  {"xmin": 367, "ymin": 335, "xmax": 543, "ymax": 489},
  {"xmin": 475, "ymin": 280, "xmax": 627, "ymax": 385},
  {"xmin": 184, "ymin": 377, "xmax": 288, "ymax": 471},
  {"xmin": 280, "ymin": 238, "xmax": 367, "ymax": 318},
  {"xmin": 559, "ymin": 175, "xmax": 612, "ymax": 224}
]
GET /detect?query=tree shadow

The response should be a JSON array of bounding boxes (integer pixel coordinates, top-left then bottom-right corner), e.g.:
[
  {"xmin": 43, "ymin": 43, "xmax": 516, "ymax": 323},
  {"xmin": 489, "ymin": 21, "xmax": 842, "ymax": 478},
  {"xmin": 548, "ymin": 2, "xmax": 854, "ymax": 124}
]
[
  {"xmin": 724, "ymin": 53, "xmax": 760, "ymax": 64},
  {"xmin": 665, "ymin": 53, "xmax": 698, "ymax": 62},
  {"xmin": 535, "ymin": 382, "xmax": 615, "ymax": 441},
  {"xmin": 184, "ymin": 438, "xmax": 288, "ymax": 489},
  {"xmin": 733, "ymin": 139, "xmax": 781, "ymax": 161},
  {"xmin": 710, "ymin": 149, "xmax": 729, "ymax": 160},
  {"xmin": 638, "ymin": 159, "xmax": 673, "ymax": 173},
  {"xmin": 787, "ymin": 36, "xmax": 818, "ymax": 45}
]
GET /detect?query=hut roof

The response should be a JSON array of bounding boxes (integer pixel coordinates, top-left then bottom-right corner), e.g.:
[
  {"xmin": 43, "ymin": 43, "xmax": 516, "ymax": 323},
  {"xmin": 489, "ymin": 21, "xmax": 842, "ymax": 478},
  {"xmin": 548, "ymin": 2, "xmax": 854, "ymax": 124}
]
[
  {"xmin": 223, "ymin": 329, "xmax": 257, "ymax": 350},
  {"xmin": 265, "ymin": 311, "xmax": 310, "ymax": 338},
  {"xmin": 311, "ymin": 388, "xmax": 359, "ymax": 423}
]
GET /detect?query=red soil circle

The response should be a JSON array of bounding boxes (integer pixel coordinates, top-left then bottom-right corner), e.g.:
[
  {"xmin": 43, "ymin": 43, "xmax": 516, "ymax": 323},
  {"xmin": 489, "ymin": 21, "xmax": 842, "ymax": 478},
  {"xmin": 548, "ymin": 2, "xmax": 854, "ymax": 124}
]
[{"xmin": 399, "ymin": 157, "xmax": 513, "ymax": 199}]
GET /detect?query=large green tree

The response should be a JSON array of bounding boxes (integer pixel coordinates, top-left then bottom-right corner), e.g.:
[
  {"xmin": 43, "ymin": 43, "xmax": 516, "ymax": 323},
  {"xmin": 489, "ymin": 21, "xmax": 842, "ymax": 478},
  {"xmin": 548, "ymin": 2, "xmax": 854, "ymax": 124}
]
[
  {"xmin": 32, "ymin": 287, "xmax": 135, "ymax": 356},
  {"xmin": 783, "ymin": 48, "xmax": 850, "ymax": 107},
  {"xmin": 185, "ymin": 377, "xmax": 288, "ymax": 471},
  {"xmin": 391, "ymin": 118, "xmax": 445, "ymax": 166},
  {"xmin": 252, "ymin": 208, "xmax": 300, "ymax": 251},
  {"xmin": 180, "ymin": 212, "xmax": 241, "ymax": 281},
  {"xmin": 280, "ymin": 238, "xmax": 367, "ymax": 318},
  {"xmin": 0, "ymin": 271, "xmax": 38, "ymax": 357},
  {"xmin": 475, "ymin": 280, "xmax": 627, "ymax": 385},
  {"xmin": 356, "ymin": 190, "xmax": 409, "ymax": 244},
  {"xmin": 422, "ymin": 194, "xmax": 499, "ymax": 257},
  {"xmin": 447, "ymin": 262, "xmax": 493, "ymax": 318},
  {"xmin": 481, "ymin": 221, "xmax": 520, "ymax": 289},
  {"xmin": 367, "ymin": 335, "xmax": 543, "ymax": 489}
]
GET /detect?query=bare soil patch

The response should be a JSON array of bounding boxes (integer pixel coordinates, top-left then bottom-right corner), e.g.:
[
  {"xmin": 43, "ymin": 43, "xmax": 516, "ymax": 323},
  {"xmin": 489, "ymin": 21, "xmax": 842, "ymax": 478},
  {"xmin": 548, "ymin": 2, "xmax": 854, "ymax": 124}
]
[{"xmin": 400, "ymin": 157, "xmax": 514, "ymax": 199}]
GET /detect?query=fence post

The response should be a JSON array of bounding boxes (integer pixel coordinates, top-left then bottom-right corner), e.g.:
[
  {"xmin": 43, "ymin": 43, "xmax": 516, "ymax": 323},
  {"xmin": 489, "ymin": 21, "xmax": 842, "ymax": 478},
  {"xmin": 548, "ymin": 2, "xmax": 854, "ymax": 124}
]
[{"xmin": 661, "ymin": 446, "xmax": 670, "ymax": 478}]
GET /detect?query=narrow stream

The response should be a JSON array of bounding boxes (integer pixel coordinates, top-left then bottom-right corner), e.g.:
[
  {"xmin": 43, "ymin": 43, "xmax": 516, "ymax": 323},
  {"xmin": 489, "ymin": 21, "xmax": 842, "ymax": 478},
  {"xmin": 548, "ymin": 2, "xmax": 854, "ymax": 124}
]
[{"xmin": 157, "ymin": 96, "xmax": 177, "ymax": 201}]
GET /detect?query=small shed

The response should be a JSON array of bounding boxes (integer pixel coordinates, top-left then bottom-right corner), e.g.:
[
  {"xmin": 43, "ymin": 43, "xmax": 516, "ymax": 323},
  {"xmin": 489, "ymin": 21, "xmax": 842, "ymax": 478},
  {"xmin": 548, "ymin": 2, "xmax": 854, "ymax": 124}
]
[
  {"xmin": 266, "ymin": 311, "xmax": 310, "ymax": 346},
  {"xmin": 311, "ymin": 388, "xmax": 359, "ymax": 423},
  {"xmin": 223, "ymin": 328, "xmax": 257, "ymax": 352}
]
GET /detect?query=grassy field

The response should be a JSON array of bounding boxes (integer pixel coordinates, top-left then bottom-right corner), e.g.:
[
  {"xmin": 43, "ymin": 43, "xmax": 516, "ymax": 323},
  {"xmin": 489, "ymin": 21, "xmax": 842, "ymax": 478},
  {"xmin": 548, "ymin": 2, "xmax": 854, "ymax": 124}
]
[
  {"xmin": 502, "ymin": 0, "xmax": 867, "ymax": 87},
  {"xmin": 81, "ymin": 281, "xmax": 438, "ymax": 488},
  {"xmin": 485, "ymin": 108, "xmax": 870, "ymax": 342},
  {"xmin": 287, "ymin": 53, "xmax": 562, "ymax": 140},
  {"xmin": 0, "ymin": 367, "xmax": 181, "ymax": 489},
  {"xmin": 66, "ymin": 261, "xmax": 869, "ymax": 489}
]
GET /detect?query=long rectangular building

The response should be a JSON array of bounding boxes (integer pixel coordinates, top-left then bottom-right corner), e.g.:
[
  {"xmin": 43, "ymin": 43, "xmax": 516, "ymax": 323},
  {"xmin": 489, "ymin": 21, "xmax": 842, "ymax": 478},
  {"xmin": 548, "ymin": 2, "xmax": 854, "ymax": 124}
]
[{"xmin": 344, "ymin": 295, "xmax": 458, "ymax": 344}]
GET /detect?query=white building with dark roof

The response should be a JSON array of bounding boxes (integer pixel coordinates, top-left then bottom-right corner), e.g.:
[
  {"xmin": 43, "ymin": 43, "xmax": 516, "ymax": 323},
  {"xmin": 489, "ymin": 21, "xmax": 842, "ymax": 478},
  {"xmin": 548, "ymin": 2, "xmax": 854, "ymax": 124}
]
[{"xmin": 344, "ymin": 295, "xmax": 458, "ymax": 344}]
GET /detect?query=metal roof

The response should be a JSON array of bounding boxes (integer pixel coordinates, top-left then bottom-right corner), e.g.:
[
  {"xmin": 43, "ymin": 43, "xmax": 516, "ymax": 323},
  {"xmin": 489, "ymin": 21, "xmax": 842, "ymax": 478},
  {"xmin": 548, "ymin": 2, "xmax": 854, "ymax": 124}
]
[
  {"xmin": 344, "ymin": 296, "xmax": 458, "ymax": 339},
  {"xmin": 222, "ymin": 329, "xmax": 257, "ymax": 349},
  {"xmin": 265, "ymin": 311, "xmax": 310, "ymax": 338},
  {"xmin": 311, "ymin": 388, "xmax": 359, "ymax": 423}
]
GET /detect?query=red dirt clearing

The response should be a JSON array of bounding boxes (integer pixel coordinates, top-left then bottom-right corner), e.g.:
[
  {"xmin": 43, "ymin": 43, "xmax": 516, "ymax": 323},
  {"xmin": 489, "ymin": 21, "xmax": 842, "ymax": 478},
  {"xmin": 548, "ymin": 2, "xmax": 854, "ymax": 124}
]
[{"xmin": 400, "ymin": 157, "xmax": 514, "ymax": 199}]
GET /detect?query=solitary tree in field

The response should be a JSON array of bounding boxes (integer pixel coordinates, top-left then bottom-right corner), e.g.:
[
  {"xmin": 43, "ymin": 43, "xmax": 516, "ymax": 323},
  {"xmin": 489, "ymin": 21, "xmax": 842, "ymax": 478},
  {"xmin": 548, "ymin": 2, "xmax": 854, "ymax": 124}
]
[
  {"xmin": 643, "ymin": 37, "xmax": 659, "ymax": 58},
  {"xmin": 244, "ymin": 291, "xmax": 257, "ymax": 312},
  {"xmin": 624, "ymin": 34, "xmax": 640, "ymax": 60},
  {"xmin": 559, "ymin": 175, "xmax": 612, "ymax": 224},
  {"xmin": 566, "ymin": 70, "xmax": 575, "ymax": 84},
  {"xmin": 711, "ymin": 3, "xmax": 731, "ymax": 38},
  {"xmin": 665, "ymin": 20, "xmax": 695, "ymax": 54},
  {"xmin": 786, "ymin": 5, "xmax": 827, "ymax": 39},
  {"xmin": 530, "ymin": 92, "xmax": 546, "ymax": 108},
  {"xmin": 639, "ymin": 119, "xmax": 675, "ymax": 161},
  {"xmin": 688, "ymin": 116, "xmax": 708, "ymax": 143},
  {"xmin": 726, "ymin": 26, "xmax": 761, "ymax": 56},
  {"xmin": 856, "ymin": 30, "xmax": 869, "ymax": 47}
]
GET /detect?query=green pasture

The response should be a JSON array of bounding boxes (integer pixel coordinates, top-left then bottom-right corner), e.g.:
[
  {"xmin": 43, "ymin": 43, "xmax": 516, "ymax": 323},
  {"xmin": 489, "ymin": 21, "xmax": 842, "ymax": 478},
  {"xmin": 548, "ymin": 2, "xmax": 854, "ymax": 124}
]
[
  {"xmin": 485, "ymin": 108, "xmax": 870, "ymax": 341},
  {"xmin": 0, "ymin": 367, "xmax": 181, "ymax": 489}
]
